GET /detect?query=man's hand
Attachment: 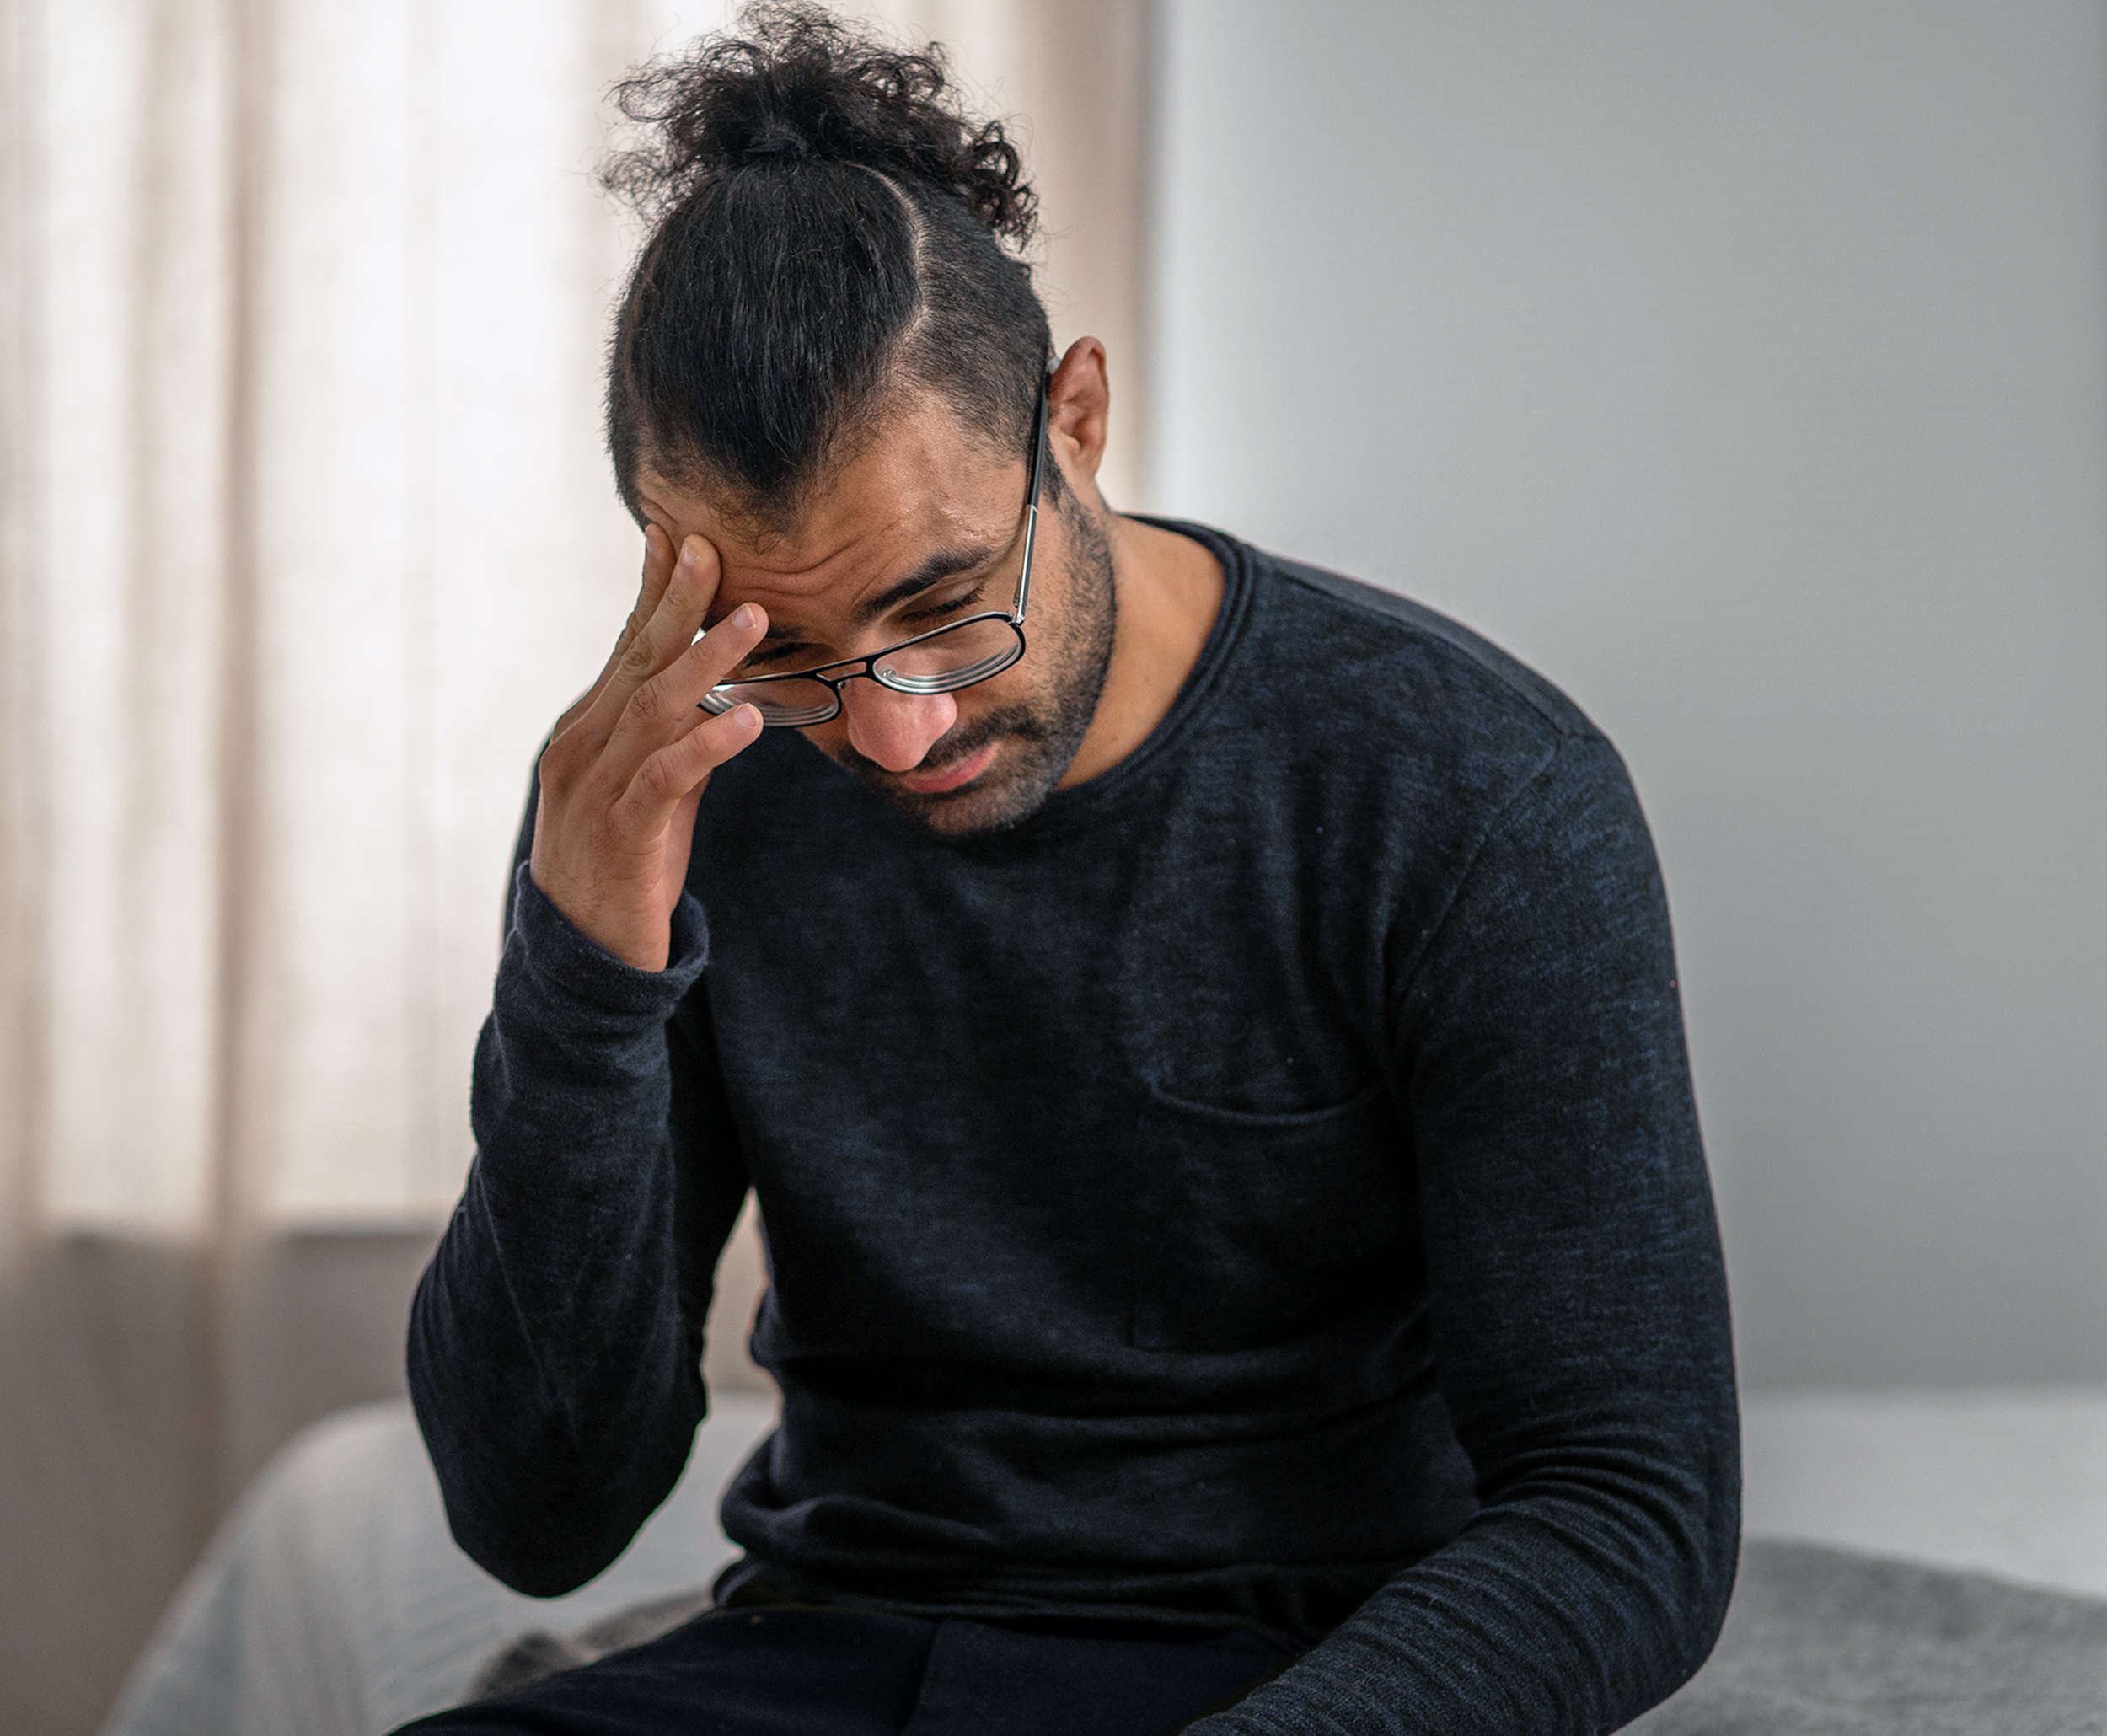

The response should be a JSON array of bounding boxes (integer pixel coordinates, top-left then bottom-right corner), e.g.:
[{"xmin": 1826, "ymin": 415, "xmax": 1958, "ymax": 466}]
[{"xmin": 529, "ymin": 525, "xmax": 768, "ymax": 971}]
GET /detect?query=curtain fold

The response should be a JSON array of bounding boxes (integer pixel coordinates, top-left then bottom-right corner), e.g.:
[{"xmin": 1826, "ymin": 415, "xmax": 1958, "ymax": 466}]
[
  {"xmin": 6, "ymin": 0, "xmax": 1148, "ymax": 1240},
  {"xmin": 0, "ymin": 3, "xmax": 1146, "ymax": 1729}
]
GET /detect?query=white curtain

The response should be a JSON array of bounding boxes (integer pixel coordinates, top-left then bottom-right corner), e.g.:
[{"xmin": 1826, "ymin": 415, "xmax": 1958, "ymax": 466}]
[
  {"xmin": 4, "ymin": 0, "xmax": 1145, "ymax": 1237},
  {"xmin": 10, "ymin": 0, "xmax": 648, "ymax": 1239},
  {"xmin": 0, "ymin": 1, "xmax": 1145, "ymax": 1728}
]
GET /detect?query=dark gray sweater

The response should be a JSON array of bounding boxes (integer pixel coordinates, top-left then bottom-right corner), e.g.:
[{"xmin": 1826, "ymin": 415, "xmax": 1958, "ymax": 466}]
[{"xmin": 410, "ymin": 523, "xmax": 1740, "ymax": 1734}]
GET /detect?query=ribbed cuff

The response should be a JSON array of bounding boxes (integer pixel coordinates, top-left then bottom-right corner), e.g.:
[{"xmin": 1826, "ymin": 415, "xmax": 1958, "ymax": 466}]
[{"xmin": 506, "ymin": 860, "xmax": 710, "ymax": 1020}]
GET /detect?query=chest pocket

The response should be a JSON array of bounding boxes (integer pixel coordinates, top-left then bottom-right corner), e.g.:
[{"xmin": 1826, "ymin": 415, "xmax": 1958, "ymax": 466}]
[{"xmin": 1129, "ymin": 1080, "xmax": 1417, "ymax": 1353}]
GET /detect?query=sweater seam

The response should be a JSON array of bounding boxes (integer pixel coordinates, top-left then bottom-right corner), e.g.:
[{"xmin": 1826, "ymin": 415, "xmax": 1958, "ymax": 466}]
[
  {"xmin": 1267, "ymin": 559, "xmax": 1589, "ymax": 736},
  {"xmin": 1386, "ymin": 731, "xmax": 1589, "ymax": 1032}
]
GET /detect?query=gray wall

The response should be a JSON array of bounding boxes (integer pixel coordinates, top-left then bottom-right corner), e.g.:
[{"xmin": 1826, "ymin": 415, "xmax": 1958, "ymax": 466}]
[{"xmin": 1144, "ymin": 0, "xmax": 2107, "ymax": 1389}]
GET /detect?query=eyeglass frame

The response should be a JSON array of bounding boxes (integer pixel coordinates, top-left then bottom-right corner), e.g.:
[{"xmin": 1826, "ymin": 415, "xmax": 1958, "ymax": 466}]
[{"xmin": 697, "ymin": 368, "xmax": 1053, "ymax": 727}]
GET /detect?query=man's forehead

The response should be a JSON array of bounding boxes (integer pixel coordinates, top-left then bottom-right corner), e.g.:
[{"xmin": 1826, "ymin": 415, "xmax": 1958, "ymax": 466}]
[{"xmin": 636, "ymin": 396, "xmax": 1024, "ymax": 619}]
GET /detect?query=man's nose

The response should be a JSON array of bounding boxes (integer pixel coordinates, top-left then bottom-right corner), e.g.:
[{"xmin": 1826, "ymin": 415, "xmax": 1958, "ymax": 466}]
[{"xmin": 839, "ymin": 680, "xmax": 959, "ymax": 771}]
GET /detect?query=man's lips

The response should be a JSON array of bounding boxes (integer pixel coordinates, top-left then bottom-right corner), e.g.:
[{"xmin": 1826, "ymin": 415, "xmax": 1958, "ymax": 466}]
[{"xmin": 894, "ymin": 739, "xmax": 1000, "ymax": 795}]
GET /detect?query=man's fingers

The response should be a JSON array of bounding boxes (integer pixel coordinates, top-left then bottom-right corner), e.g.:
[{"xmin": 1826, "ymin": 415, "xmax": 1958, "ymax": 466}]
[
  {"xmin": 554, "ymin": 525, "xmax": 679, "ymax": 741},
  {"xmin": 569, "ymin": 531, "xmax": 723, "ymax": 758},
  {"xmin": 605, "ymin": 533, "xmax": 724, "ymax": 706},
  {"xmin": 626, "ymin": 522, "xmax": 678, "ymax": 636},
  {"xmin": 548, "ymin": 529, "xmax": 759, "ymax": 815},
  {"xmin": 610, "ymin": 599, "xmax": 769, "ymax": 747},
  {"xmin": 624, "ymin": 524, "xmax": 681, "ymax": 662},
  {"xmin": 619, "ymin": 703, "xmax": 764, "ymax": 832},
  {"xmin": 606, "ymin": 523, "xmax": 683, "ymax": 683}
]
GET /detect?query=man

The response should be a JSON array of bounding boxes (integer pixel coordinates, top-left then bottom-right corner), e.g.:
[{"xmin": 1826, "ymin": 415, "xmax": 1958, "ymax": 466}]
[{"xmin": 405, "ymin": 7, "xmax": 1740, "ymax": 1733}]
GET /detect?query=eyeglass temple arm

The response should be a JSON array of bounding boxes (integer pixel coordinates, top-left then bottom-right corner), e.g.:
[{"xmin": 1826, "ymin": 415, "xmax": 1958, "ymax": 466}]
[{"xmin": 1011, "ymin": 372, "xmax": 1054, "ymax": 623}]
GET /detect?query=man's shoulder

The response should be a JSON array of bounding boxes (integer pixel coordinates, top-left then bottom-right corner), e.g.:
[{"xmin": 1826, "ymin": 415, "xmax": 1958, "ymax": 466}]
[
  {"xmin": 1164, "ymin": 525, "xmax": 1601, "ymax": 776},
  {"xmin": 1195, "ymin": 535, "xmax": 1651, "ymax": 914},
  {"xmin": 1252, "ymin": 544, "xmax": 1594, "ymax": 742}
]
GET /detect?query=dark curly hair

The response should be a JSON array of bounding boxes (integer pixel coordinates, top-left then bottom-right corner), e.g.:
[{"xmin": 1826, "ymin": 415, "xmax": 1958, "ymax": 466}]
[{"xmin": 601, "ymin": 3, "xmax": 1054, "ymax": 528}]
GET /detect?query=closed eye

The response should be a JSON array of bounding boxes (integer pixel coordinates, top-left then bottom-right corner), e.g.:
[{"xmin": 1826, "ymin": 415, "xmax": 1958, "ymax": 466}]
[
  {"xmin": 735, "ymin": 640, "xmax": 821, "ymax": 672},
  {"xmin": 729, "ymin": 578, "xmax": 995, "ymax": 678},
  {"xmin": 898, "ymin": 581, "xmax": 990, "ymax": 628}
]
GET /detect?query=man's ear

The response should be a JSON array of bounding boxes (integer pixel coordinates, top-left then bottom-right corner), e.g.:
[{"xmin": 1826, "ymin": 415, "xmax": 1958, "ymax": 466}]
[{"xmin": 1049, "ymin": 337, "xmax": 1112, "ymax": 499}]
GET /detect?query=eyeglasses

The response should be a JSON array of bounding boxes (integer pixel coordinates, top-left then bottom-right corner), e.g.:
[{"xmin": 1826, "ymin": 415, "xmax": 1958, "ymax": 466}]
[{"xmin": 697, "ymin": 372, "xmax": 1051, "ymax": 728}]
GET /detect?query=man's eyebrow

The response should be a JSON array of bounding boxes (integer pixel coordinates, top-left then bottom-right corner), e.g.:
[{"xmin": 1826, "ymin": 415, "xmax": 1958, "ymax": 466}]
[{"xmin": 759, "ymin": 544, "xmax": 995, "ymax": 640}]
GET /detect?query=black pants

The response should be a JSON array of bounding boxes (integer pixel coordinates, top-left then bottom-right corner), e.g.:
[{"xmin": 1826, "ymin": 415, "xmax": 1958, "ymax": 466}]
[{"xmin": 394, "ymin": 1607, "xmax": 1304, "ymax": 1736}]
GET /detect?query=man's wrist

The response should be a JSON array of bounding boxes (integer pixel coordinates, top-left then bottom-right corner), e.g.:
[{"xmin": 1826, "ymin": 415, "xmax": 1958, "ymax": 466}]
[{"xmin": 505, "ymin": 860, "xmax": 710, "ymax": 1020}]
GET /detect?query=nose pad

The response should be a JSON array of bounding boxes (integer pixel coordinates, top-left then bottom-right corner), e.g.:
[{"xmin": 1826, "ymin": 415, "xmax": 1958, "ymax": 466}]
[{"xmin": 840, "ymin": 679, "xmax": 959, "ymax": 772}]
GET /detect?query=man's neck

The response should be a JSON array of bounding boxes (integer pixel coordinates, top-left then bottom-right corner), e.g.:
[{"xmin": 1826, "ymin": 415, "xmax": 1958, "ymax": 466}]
[{"xmin": 1059, "ymin": 511, "xmax": 1225, "ymax": 790}]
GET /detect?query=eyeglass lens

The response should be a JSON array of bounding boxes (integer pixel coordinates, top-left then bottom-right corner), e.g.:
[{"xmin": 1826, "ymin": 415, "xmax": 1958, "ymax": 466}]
[{"xmin": 706, "ymin": 614, "xmax": 1024, "ymax": 725}]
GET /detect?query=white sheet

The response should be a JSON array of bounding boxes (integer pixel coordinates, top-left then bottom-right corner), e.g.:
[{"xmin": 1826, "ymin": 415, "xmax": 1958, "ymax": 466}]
[
  {"xmin": 1740, "ymin": 1385, "xmax": 2107, "ymax": 1599},
  {"xmin": 99, "ymin": 1385, "xmax": 2107, "ymax": 1736},
  {"xmin": 99, "ymin": 1395, "xmax": 779, "ymax": 1736}
]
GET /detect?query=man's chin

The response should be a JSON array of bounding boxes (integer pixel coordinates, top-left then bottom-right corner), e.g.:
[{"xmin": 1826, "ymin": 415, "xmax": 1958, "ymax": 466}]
[
  {"xmin": 834, "ymin": 730, "xmax": 1067, "ymax": 837},
  {"xmin": 865, "ymin": 758, "xmax": 1056, "ymax": 837}
]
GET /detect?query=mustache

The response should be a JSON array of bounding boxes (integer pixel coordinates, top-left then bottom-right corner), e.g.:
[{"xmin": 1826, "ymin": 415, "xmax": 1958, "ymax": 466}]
[{"xmin": 831, "ymin": 705, "xmax": 1049, "ymax": 786}]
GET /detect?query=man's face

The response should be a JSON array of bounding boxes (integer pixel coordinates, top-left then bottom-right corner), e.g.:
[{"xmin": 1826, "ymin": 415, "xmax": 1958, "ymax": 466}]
[{"xmin": 635, "ymin": 388, "xmax": 1115, "ymax": 837}]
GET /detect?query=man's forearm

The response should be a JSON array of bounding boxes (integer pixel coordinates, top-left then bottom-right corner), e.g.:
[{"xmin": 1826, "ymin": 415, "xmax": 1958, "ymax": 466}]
[
  {"xmin": 407, "ymin": 866, "xmax": 721, "ymax": 1596},
  {"xmin": 1186, "ymin": 731, "xmax": 1740, "ymax": 1733},
  {"xmin": 1183, "ymin": 1452, "xmax": 1734, "ymax": 1736}
]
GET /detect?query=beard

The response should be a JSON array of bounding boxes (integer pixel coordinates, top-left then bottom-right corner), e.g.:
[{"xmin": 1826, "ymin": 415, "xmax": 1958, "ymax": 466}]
[{"xmin": 828, "ymin": 496, "xmax": 1118, "ymax": 837}]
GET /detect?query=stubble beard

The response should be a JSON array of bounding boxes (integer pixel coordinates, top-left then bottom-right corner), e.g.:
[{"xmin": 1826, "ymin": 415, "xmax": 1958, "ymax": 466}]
[{"xmin": 830, "ymin": 496, "xmax": 1118, "ymax": 838}]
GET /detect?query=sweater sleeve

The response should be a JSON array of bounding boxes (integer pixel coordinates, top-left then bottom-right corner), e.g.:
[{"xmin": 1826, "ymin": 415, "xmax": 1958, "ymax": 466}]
[
  {"xmin": 1188, "ymin": 731, "xmax": 1740, "ymax": 1734},
  {"xmin": 406, "ymin": 819, "xmax": 752, "ymax": 1598}
]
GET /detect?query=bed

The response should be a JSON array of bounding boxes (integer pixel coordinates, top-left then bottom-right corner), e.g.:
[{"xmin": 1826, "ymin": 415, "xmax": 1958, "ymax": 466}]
[{"xmin": 99, "ymin": 1387, "xmax": 2107, "ymax": 1734}]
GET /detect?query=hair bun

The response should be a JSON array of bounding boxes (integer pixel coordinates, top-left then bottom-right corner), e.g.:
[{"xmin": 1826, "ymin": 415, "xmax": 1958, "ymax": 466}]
[{"xmin": 602, "ymin": 1, "xmax": 1037, "ymax": 246}]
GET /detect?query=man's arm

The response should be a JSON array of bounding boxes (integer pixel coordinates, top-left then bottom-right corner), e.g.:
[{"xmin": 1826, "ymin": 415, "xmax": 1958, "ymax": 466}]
[
  {"xmin": 408, "ymin": 524, "xmax": 769, "ymax": 1595},
  {"xmin": 1188, "ymin": 731, "xmax": 1739, "ymax": 1735},
  {"xmin": 406, "ymin": 849, "xmax": 751, "ymax": 1595}
]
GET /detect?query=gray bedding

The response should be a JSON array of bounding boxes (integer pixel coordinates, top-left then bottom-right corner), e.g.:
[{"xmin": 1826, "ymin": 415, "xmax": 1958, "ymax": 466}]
[
  {"xmin": 1631, "ymin": 1540, "xmax": 2107, "ymax": 1734},
  {"xmin": 465, "ymin": 1540, "xmax": 2107, "ymax": 1732},
  {"xmin": 101, "ymin": 1399, "xmax": 2107, "ymax": 1735}
]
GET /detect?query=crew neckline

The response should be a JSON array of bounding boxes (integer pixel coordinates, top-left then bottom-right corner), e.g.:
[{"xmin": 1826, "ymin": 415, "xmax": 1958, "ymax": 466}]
[{"xmin": 948, "ymin": 517, "xmax": 1257, "ymax": 850}]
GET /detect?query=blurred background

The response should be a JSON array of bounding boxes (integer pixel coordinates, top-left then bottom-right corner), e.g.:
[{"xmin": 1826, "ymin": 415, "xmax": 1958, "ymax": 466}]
[{"xmin": 1, "ymin": 0, "xmax": 2100, "ymax": 1730}]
